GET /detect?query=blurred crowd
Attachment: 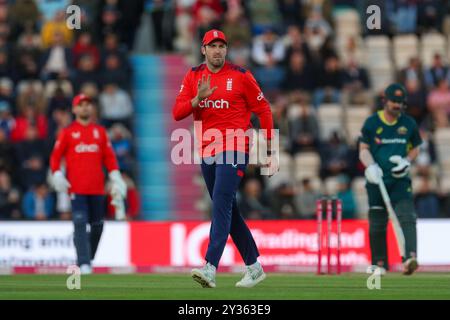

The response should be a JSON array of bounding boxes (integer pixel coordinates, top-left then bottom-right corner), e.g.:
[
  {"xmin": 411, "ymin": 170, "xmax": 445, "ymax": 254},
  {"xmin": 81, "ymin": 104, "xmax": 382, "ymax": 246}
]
[
  {"xmin": 143, "ymin": 0, "xmax": 450, "ymax": 220},
  {"xmin": 0, "ymin": 0, "xmax": 142, "ymax": 220}
]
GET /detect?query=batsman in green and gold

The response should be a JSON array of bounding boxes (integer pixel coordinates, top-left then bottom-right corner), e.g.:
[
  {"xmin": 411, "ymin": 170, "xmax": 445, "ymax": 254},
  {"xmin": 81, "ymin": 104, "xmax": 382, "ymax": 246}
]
[{"xmin": 359, "ymin": 83, "xmax": 422, "ymax": 275}]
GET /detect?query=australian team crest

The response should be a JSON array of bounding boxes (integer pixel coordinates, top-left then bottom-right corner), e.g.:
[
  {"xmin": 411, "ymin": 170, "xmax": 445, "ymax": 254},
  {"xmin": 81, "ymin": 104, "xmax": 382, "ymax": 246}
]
[
  {"xmin": 376, "ymin": 127, "xmax": 383, "ymax": 135},
  {"xmin": 397, "ymin": 126, "xmax": 408, "ymax": 135}
]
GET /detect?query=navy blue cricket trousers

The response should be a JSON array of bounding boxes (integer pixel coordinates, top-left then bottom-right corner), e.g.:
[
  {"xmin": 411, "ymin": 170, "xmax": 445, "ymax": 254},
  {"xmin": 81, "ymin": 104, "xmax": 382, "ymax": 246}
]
[
  {"xmin": 201, "ymin": 151, "xmax": 259, "ymax": 268},
  {"xmin": 71, "ymin": 195, "xmax": 106, "ymax": 266}
]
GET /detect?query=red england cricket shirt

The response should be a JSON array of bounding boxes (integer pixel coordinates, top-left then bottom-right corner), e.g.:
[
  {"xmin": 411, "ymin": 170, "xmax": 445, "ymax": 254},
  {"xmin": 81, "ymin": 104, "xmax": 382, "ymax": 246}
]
[
  {"xmin": 172, "ymin": 61, "xmax": 273, "ymax": 157},
  {"xmin": 50, "ymin": 120, "xmax": 119, "ymax": 195}
]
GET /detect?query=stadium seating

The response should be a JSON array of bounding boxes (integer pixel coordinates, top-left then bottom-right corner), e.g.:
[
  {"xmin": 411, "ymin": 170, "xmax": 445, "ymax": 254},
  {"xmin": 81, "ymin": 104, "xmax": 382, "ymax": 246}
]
[
  {"xmin": 294, "ymin": 152, "xmax": 321, "ymax": 181},
  {"xmin": 393, "ymin": 34, "xmax": 419, "ymax": 70},
  {"xmin": 317, "ymin": 103, "xmax": 344, "ymax": 140},
  {"xmin": 420, "ymin": 33, "xmax": 447, "ymax": 67}
]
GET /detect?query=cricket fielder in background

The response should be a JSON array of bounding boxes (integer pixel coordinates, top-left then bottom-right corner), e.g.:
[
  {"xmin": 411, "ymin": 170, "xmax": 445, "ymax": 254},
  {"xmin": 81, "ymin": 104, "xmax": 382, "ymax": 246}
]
[
  {"xmin": 172, "ymin": 29, "xmax": 277, "ymax": 288},
  {"xmin": 359, "ymin": 83, "xmax": 422, "ymax": 275},
  {"xmin": 50, "ymin": 94, "xmax": 127, "ymax": 274}
]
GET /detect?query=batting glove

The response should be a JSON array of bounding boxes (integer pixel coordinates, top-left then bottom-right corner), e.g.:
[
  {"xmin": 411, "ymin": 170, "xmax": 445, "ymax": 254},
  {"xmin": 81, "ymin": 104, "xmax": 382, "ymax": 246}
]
[
  {"xmin": 365, "ymin": 163, "xmax": 383, "ymax": 185},
  {"xmin": 389, "ymin": 155, "xmax": 410, "ymax": 178},
  {"xmin": 52, "ymin": 170, "xmax": 71, "ymax": 193}
]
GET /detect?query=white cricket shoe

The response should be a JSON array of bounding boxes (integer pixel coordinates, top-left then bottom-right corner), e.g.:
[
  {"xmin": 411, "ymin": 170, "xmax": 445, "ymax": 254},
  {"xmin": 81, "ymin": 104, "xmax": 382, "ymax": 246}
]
[
  {"xmin": 236, "ymin": 262, "xmax": 266, "ymax": 288},
  {"xmin": 191, "ymin": 263, "xmax": 216, "ymax": 288},
  {"xmin": 80, "ymin": 264, "xmax": 92, "ymax": 275},
  {"xmin": 368, "ymin": 265, "xmax": 387, "ymax": 276}
]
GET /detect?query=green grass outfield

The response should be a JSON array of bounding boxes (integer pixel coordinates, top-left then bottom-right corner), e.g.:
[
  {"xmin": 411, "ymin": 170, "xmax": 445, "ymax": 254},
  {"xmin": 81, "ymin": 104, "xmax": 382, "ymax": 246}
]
[{"xmin": 1, "ymin": 273, "xmax": 450, "ymax": 300}]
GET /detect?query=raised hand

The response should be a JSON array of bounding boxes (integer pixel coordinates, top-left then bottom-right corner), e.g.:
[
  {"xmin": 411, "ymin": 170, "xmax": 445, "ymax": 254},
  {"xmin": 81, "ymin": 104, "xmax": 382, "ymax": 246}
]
[{"xmin": 196, "ymin": 74, "xmax": 218, "ymax": 100}]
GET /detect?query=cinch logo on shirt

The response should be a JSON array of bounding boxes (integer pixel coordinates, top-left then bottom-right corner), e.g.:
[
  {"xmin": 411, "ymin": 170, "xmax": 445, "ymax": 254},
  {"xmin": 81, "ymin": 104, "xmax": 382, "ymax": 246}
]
[
  {"xmin": 75, "ymin": 143, "xmax": 100, "ymax": 153},
  {"xmin": 375, "ymin": 138, "xmax": 407, "ymax": 144},
  {"xmin": 199, "ymin": 98, "xmax": 230, "ymax": 109}
]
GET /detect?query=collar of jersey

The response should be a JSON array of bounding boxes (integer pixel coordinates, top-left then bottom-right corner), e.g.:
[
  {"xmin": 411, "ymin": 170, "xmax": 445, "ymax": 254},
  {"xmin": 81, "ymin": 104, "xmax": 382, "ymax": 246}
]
[
  {"xmin": 205, "ymin": 61, "xmax": 229, "ymax": 74},
  {"xmin": 74, "ymin": 120, "xmax": 92, "ymax": 127},
  {"xmin": 377, "ymin": 110, "xmax": 399, "ymax": 126}
]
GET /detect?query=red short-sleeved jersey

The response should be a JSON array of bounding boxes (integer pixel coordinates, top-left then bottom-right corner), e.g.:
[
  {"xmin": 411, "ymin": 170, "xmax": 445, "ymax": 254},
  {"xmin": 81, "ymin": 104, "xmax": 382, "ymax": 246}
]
[
  {"xmin": 50, "ymin": 121, "xmax": 119, "ymax": 195},
  {"xmin": 172, "ymin": 61, "xmax": 273, "ymax": 157}
]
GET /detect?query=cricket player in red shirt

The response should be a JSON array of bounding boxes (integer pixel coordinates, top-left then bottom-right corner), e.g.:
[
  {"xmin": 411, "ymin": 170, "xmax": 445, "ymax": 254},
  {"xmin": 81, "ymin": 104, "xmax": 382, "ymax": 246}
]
[
  {"xmin": 173, "ymin": 29, "xmax": 278, "ymax": 288},
  {"xmin": 50, "ymin": 94, "xmax": 126, "ymax": 274}
]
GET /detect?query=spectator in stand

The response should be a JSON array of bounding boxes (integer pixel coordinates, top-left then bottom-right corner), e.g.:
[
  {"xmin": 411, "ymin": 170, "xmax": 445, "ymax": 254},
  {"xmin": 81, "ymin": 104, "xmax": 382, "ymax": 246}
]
[
  {"xmin": 282, "ymin": 51, "xmax": 315, "ymax": 93},
  {"xmin": 173, "ymin": 0, "xmax": 196, "ymax": 53},
  {"xmin": 247, "ymin": 0, "xmax": 281, "ymax": 35},
  {"xmin": 73, "ymin": 54, "xmax": 101, "ymax": 93},
  {"xmin": 398, "ymin": 57, "xmax": 425, "ymax": 86},
  {"xmin": 294, "ymin": 178, "xmax": 321, "ymax": 219},
  {"xmin": 417, "ymin": 0, "xmax": 443, "ymax": 33},
  {"xmin": 0, "ymin": 101, "xmax": 14, "ymax": 138},
  {"xmin": 251, "ymin": 27, "xmax": 286, "ymax": 91},
  {"xmin": 99, "ymin": 82, "xmax": 133, "ymax": 129},
  {"xmin": 271, "ymin": 95, "xmax": 290, "ymax": 145},
  {"xmin": 117, "ymin": 0, "xmax": 144, "ymax": 50},
  {"xmin": 283, "ymin": 25, "xmax": 312, "ymax": 66},
  {"xmin": 319, "ymin": 35, "xmax": 338, "ymax": 63},
  {"xmin": 8, "ymin": 0, "xmax": 40, "ymax": 39},
  {"xmin": 395, "ymin": 0, "xmax": 418, "ymax": 34},
  {"xmin": 14, "ymin": 44, "xmax": 40, "ymax": 81},
  {"xmin": 427, "ymin": 78, "xmax": 450, "ymax": 127},
  {"xmin": 288, "ymin": 95, "xmax": 320, "ymax": 154},
  {"xmin": 100, "ymin": 33, "xmax": 132, "ymax": 80},
  {"xmin": 342, "ymin": 58, "xmax": 370, "ymax": 105},
  {"xmin": 0, "ymin": 128, "xmax": 16, "ymax": 175},
  {"xmin": 415, "ymin": 128, "xmax": 438, "ymax": 177},
  {"xmin": 227, "ymin": 37, "xmax": 251, "ymax": 68},
  {"xmin": 414, "ymin": 177, "xmax": 440, "ymax": 218},
  {"xmin": 97, "ymin": 4, "xmax": 122, "ymax": 45},
  {"xmin": 0, "ymin": 48, "xmax": 13, "ymax": 80},
  {"xmin": 404, "ymin": 78, "xmax": 428, "ymax": 127},
  {"xmin": 0, "ymin": 6, "xmax": 10, "ymax": 43},
  {"xmin": 47, "ymin": 87, "xmax": 72, "ymax": 116},
  {"xmin": 15, "ymin": 126, "xmax": 48, "ymax": 190},
  {"xmin": 100, "ymin": 54, "xmax": 130, "ymax": 90},
  {"xmin": 41, "ymin": 10, "xmax": 73, "ymax": 48},
  {"xmin": 0, "ymin": 169, "xmax": 21, "ymax": 220},
  {"xmin": 16, "ymin": 81, "xmax": 47, "ymax": 115},
  {"xmin": 221, "ymin": 4, "xmax": 251, "ymax": 44},
  {"xmin": 319, "ymin": 130, "xmax": 351, "ymax": 179},
  {"xmin": 109, "ymin": 123, "xmax": 134, "ymax": 173},
  {"xmin": 22, "ymin": 183, "xmax": 54, "ymax": 220},
  {"xmin": 304, "ymin": 7, "xmax": 332, "ymax": 57},
  {"xmin": 269, "ymin": 182, "xmax": 296, "ymax": 219},
  {"xmin": 10, "ymin": 105, "xmax": 48, "ymax": 143},
  {"xmin": 40, "ymin": 31, "xmax": 73, "ymax": 81},
  {"xmin": 336, "ymin": 174, "xmax": 357, "ymax": 219},
  {"xmin": 192, "ymin": 0, "xmax": 224, "ymax": 25},
  {"xmin": 0, "ymin": 77, "xmax": 14, "ymax": 111},
  {"xmin": 146, "ymin": 0, "xmax": 173, "ymax": 52},
  {"xmin": 72, "ymin": 31, "xmax": 100, "ymax": 70},
  {"xmin": 238, "ymin": 178, "xmax": 272, "ymax": 220},
  {"xmin": 312, "ymin": 55, "xmax": 344, "ymax": 108},
  {"xmin": 425, "ymin": 53, "xmax": 450, "ymax": 89},
  {"xmin": 194, "ymin": 4, "xmax": 222, "ymax": 50},
  {"xmin": 339, "ymin": 36, "xmax": 365, "ymax": 68},
  {"xmin": 47, "ymin": 108, "xmax": 72, "ymax": 146}
]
